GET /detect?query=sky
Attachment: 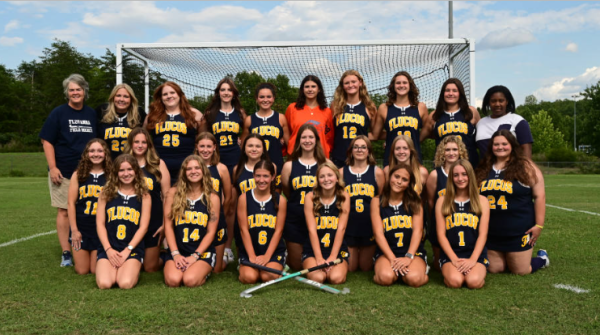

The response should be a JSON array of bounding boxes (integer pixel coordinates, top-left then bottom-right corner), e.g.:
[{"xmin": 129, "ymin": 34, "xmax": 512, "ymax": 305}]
[{"xmin": 1, "ymin": 1, "xmax": 599, "ymax": 107}]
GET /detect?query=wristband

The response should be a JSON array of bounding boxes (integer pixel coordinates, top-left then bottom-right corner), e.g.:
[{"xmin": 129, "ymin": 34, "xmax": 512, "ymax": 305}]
[
  {"xmin": 106, "ymin": 247, "xmax": 113, "ymax": 251},
  {"xmin": 535, "ymin": 225, "xmax": 544, "ymax": 230},
  {"xmin": 171, "ymin": 250, "xmax": 180, "ymax": 256}
]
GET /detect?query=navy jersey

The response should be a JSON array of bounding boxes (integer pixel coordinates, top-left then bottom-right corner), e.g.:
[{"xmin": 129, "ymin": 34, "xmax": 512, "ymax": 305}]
[
  {"xmin": 235, "ymin": 165, "xmax": 256, "ymax": 196},
  {"xmin": 479, "ymin": 168, "xmax": 534, "ymax": 238},
  {"xmin": 173, "ymin": 195, "xmax": 215, "ymax": 256},
  {"xmin": 383, "ymin": 105, "xmax": 422, "ymax": 166},
  {"xmin": 305, "ymin": 196, "xmax": 348, "ymax": 259},
  {"xmin": 434, "ymin": 167, "xmax": 448, "ymax": 208},
  {"xmin": 212, "ymin": 110, "xmax": 243, "ymax": 167},
  {"xmin": 98, "ymin": 115, "xmax": 132, "ymax": 160},
  {"xmin": 434, "ymin": 110, "xmax": 478, "ymax": 167},
  {"xmin": 152, "ymin": 113, "xmax": 197, "ymax": 178},
  {"xmin": 377, "ymin": 202, "xmax": 422, "ymax": 256},
  {"xmin": 332, "ymin": 102, "xmax": 371, "ymax": 164},
  {"xmin": 241, "ymin": 190, "xmax": 285, "ymax": 256},
  {"xmin": 208, "ymin": 165, "xmax": 223, "ymax": 198},
  {"xmin": 141, "ymin": 166, "xmax": 163, "ymax": 235},
  {"xmin": 75, "ymin": 172, "xmax": 105, "ymax": 237},
  {"xmin": 343, "ymin": 165, "xmax": 378, "ymax": 238},
  {"xmin": 249, "ymin": 111, "xmax": 284, "ymax": 175},
  {"xmin": 104, "ymin": 192, "xmax": 144, "ymax": 251},
  {"xmin": 444, "ymin": 200, "xmax": 481, "ymax": 256},
  {"xmin": 286, "ymin": 160, "xmax": 317, "ymax": 228}
]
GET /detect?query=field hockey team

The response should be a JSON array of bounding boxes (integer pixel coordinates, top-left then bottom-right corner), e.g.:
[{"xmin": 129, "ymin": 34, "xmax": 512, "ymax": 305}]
[{"xmin": 41, "ymin": 72, "xmax": 549, "ymax": 290}]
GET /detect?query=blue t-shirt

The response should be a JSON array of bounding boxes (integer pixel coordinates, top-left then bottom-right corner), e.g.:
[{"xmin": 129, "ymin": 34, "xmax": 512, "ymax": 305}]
[{"xmin": 39, "ymin": 104, "xmax": 97, "ymax": 179}]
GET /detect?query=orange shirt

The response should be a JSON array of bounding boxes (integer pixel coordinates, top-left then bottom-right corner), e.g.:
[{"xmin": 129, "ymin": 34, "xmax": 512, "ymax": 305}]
[{"xmin": 285, "ymin": 103, "xmax": 334, "ymax": 157}]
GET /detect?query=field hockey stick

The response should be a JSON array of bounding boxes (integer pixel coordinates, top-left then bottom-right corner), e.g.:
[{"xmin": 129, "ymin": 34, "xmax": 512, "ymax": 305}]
[
  {"xmin": 240, "ymin": 258, "xmax": 342, "ymax": 298},
  {"xmin": 240, "ymin": 260, "xmax": 350, "ymax": 295}
]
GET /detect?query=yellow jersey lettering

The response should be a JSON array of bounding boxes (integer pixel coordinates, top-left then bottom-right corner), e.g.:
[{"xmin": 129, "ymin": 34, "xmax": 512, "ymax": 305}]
[
  {"xmin": 336, "ymin": 113, "xmax": 366, "ymax": 127},
  {"xmin": 212, "ymin": 121, "xmax": 240, "ymax": 134},
  {"xmin": 292, "ymin": 176, "xmax": 316, "ymax": 190},
  {"xmin": 248, "ymin": 214, "xmax": 277, "ymax": 229},
  {"xmin": 383, "ymin": 215, "xmax": 412, "ymax": 232},
  {"xmin": 388, "ymin": 116, "xmax": 418, "ymax": 131},
  {"xmin": 252, "ymin": 125, "xmax": 281, "ymax": 139},
  {"xmin": 79, "ymin": 185, "xmax": 103, "ymax": 199},
  {"xmin": 345, "ymin": 183, "xmax": 375, "ymax": 198},
  {"xmin": 104, "ymin": 127, "xmax": 131, "ymax": 139},
  {"xmin": 155, "ymin": 121, "xmax": 188, "ymax": 135},
  {"xmin": 437, "ymin": 121, "xmax": 468, "ymax": 137}
]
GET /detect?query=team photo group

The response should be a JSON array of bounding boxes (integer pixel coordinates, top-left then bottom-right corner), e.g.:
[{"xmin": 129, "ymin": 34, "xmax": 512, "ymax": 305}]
[{"xmin": 40, "ymin": 69, "xmax": 549, "ymax": 292}]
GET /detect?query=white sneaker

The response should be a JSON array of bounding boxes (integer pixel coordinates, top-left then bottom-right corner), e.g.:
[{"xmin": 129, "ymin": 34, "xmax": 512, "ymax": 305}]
[
  {"xmin": 224, "ymin": 248, "xmax": 234, "ymax": 265},
  {"xmin": 61, "ymin": 251, "xmax": 73, "ymax": 267},
  {"xmin": 537, "ymin": 249, "xmax": 550, "ymax": 268}
]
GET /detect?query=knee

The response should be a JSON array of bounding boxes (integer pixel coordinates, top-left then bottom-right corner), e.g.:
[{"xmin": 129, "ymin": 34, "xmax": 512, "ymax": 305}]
[
  {"xmin": 183, "ymin": 275, "xmax": 205, "ymax": 288},
  {"xmin": 404, "ymin": 272, "xmax": 428, "ymax": 288},
  {"xmin": 444, "ymin": 275, "xmax": 464, "ymax": 289},
  {"xmin": 144, "ymin": 262, "xmax": 160, "ymax": 273},
  {"xmin": 74, "ymin": 265, "xmax": 90, "ymax": 276},
  {"xmin": 260, "ymin": 272, "xmax": 278, "ymax": 283},
  {"xmin": 117, "ymin": 277, "xmax": 138, "ymax": 290},
  {"xmin": 465, "ymin": 276, "xmax": 485, "ymax": 289},
  {"xmin": 97, "ymin": 279, "xmax": 114, "ymax": 290},
  {"xmin": 374, "ymin": 270, "xmax": 396, "ymax": 286},
  {"xmin": 57, "ymin": 208, "xmax": 68, "ymax": 218},
  {"xmin": 239, "ymin": 272, "xmax": 259, "ymax": 284},
  {"xmin": 328, "ymin": 273, "xmax": 347, "ymax": 285},
  {"xmin": 359, "ymin": 261, "xmax": 373, "ymax": 272},
  {"xmin": 307, "ymin": 271, "xmax": 326, "ymax": 283},
  {"xmin": 487, "ymin": 263, "xmax": 505, "ymax": 274},
  {"xmin": 164, "ymin": 275, "xmax": 182, "ymax": 288},
  {"xmin": 510, "ymin": 267, "xmax": 531, "ymax": 276}
]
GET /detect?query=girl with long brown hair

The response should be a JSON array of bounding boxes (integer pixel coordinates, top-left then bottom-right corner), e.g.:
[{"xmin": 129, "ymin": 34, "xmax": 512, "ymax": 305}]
[{"xmin": 384, "ymin": 135, "xmax": 429, "ymax": 195}]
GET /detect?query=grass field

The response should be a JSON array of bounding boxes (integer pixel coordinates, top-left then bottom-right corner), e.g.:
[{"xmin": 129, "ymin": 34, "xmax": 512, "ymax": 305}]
[{"xmin": 1, "ymin": 175, "xmax": 598, "ymax": 334}]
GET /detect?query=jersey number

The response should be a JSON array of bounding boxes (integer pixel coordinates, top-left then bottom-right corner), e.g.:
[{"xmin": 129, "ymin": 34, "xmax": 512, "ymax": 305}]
[
  {"xmin": 355, "ymin": 199, "xmax": 364, "ymax": 213},
  {"xmin": 300, "ymin": 191, "xmax": 307, "ymax": 205},
  {"xmin": 395, "ymin": 232, "xmax": 404, "ymax": 247},
  {"xmin": 111, "ymin": 140, "xmax": 127, "ymax": 152},
  {"xmin": 396, "ymin": 130, "xmax": 412, "ymax": 138},
  {"xmin": 162, "ymin": 134, "xmax": 180, "ymax": 147},
  {"xmin": 343, "ymin": 126, "xmax": 357, "ymax": 139},
  {"xmin": 264, "ymin": 139, "xmax": 270, "ymax": 151},
  {"xmin": 220, "ymin": 135, "xmax": 233, "ymax": 146},
  {"xmin": 321, "ymin": 233, "xmax": 331, "ymax": 248},
  {"xmin": 84, "ymin": 201, "xmax": 97, "ymax": 215},
  {"xmin": 458, "ymin": 231, "xmax": 465, "ymax": 247},
  {"xmin": 182, "ymin": 228, "xmax": 200, "ymax": 242},
  {"xmin": 487, "ymin": 195, "xmax": 508, "ymax": 210},
  {"xmin": 258, "ymin": 231, "xmax": 268, "ymax": 245},
  {"xmin": 116, "ymin": 224, "xmax": 126, "ymax": 240}
]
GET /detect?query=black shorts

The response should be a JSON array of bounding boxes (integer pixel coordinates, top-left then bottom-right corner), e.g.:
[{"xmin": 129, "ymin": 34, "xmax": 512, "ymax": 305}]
[
  {"xmin": 373, "ymin": 248, "xmax": 427, "ymax": 262},
  {"xmin": 439, "ymin": 248, "xmax": 489, "ymax": 268},
  {"xmin": 486, "ymin": 233, "xmax": 533, "ymax": 253},
  {"xmin": 301, "ymin": 246, "xmax": 350, "ymax": 262},
  {"xmin": 69, "ymin": 235, "xmax": 100, "ymax": 252},
  {"xmin": 97, "ymin": 247, "xmax": 144, "ymax": 263},
  {"xmin": 165, "ymin": 250, "xmax": 217, "ymax": 269},
  {"xmin": 283, "ymin": 220, "xmax": 308, "ymax": 244},
  {"xmin": 238, "ymin": 248, "xmax": 287, "ymax": 267},
  {"xmin": 427, "ymin": 218, "xmax": 440, "ymax": 248},
  {"xmin": 346, "ymin": 235, "xmax": 376, "ymax": 247},
  {"xmin": 143, "ymin": 220, "xmax": 162, "ymax": 249},
  {"xmin": 212, "ymin": 214, "xmax": 228, "ymax": 247}
]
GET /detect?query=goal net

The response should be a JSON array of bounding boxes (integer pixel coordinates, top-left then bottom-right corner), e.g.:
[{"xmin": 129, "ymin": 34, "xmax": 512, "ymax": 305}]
[{"xmin": 116, "ymin": 39, "xmax": 475, "ymax": 111}]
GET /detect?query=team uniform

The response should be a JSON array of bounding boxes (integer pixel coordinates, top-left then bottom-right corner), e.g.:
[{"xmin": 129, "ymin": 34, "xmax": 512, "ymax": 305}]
[
  {"xmin": 72, "ymin": 172, "xmax": 105, "ymax": 251},
  {"xmin": 152, "ymin": 114, "xmax": 197, "ymax": 184},
  {"xmin": 434, "ymin": 110, "xmax": 479, "ymax": 168},
  {"xmin": 302, "ymin": 196, "xmax": 349, "ymax": 262},
  {"xmin": 331, "ymin": 102, "xmax": 370, "ymax": 167},
  {"xmin": 212, "ymin": 110, "xmax": 243, "ymax": 177},
  {"xmin": 374, "ymin": 202, "xmax": 426, "ymax": 261},
  {"xmin": 141, "ymin": 166, "xmax": 163, "ymax": 248},
  {"xmin": 476, "ymin": 113, "xmax": 533, "ymax": 156},
  {"xmin": 238, "ymin": 190, "xmax": 287, "ymax": 266},
  {"xmin": 283, "ymin": 160, "xmax": 317, "ymax": 244},
  {"xmin": 96, "ymin": 105, "xmax": 147, "ymax": 160},
  {"xmin": 479, "ymin": 168, "xmax": 534, "ymax": 252},
  {"xmin": 429, "ymin": 167, "xmax": 448, "ymax": 247},
  {"xmin": 164, "ymin": 195, "xmax": 217, "ymax": 268},
  {"xmin": 208, "ymin": 165, "xmax": 227, "ymax": 247},
  {"xmin": 285, "ymin": 103, "xmax": 334, "ymax": 157},
  {"xmin": 97, "ymin": 191, "xmax": 145, "ymax": 262},
  {"xmin": 343, "ymin": 165, "xmax": 378, "ymax": 246},
  {"xmin": 439, "ymin": 200, "xmax": 489, "ymax": 267},
  {"xmin": 383, "ymin": 104, "xmax": 422, "ymax": 166},
  {"xmin": 249, "ymin": 111, "xmax": 284, "ymax": 188},
  {"xmin": 233, "ymin": 165, "xmax": 257, "ymax": 248}
]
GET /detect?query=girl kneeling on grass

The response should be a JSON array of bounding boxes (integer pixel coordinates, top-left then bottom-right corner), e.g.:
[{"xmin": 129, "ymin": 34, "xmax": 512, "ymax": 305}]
[
  {"xmin": 371, "ymin": 164, "xmax": 428, "ymax": 287},
  {"xmin": 96, "ymin": 154, "xmax": 151, "ymax": 289},
  {"xmin": 302, "ymin": 162, "xmax": 350, "ymax": 285},
  {"xmin": 435, "ymin": 159, "xmax": 489, "ymax": 289},
  {"xmin": 68, "ymin": 138, "xmax": 112, "ymax": 275},
  {"xmin": 237, "ymin": 160, "xmax": 288, "ymax": 283},
  {"xmin": 163, "ymin": 155, "xmax": 220, "ymax": 287}
]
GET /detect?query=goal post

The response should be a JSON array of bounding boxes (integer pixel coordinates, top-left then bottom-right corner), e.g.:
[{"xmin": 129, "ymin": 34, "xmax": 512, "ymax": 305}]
[{"xmin": 116, "ymin": 39, "xmax": 475, "ymax": 112}]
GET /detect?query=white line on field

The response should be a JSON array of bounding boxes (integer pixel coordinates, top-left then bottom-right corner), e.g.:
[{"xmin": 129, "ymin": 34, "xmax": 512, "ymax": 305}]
[
  {"xmin": 554, "ymin": 284, "xmax": 590, "ymax": 294},
  {"xmin": 0, "ymin": 230, "xmax": 56, "ymax": 248},
  {"xmin": 546, "ymin": 204, "xmax": 600, "ymax": 216}
]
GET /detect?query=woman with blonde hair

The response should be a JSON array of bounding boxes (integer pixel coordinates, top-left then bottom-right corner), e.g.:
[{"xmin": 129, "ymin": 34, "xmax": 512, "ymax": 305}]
[{"xmin": 384, "ymin": 135, "xmax": 428, "ymax": 195}]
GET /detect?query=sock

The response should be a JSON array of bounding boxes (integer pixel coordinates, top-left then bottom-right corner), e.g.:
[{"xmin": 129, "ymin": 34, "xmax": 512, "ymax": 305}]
[
  {"xmin": 63, "ymin": 250, "xmax": 71, "ymax": 255},
  {"xmin": 531, "ymin": 257, "xmax": 545, "ymax": 273}
]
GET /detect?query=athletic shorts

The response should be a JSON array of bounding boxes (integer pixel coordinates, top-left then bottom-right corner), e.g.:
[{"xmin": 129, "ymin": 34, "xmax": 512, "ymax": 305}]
[
  {"xmin": 48, "ymin": 174, "xmax": 70, "ymax": 209},
  {"xmin": 212, "ymin": 215, "xmax": 228, "ymax": 247},
  {"xmin": 439, "ymin": 248, "xmax": 489, "ymax": 268},
  {"xmin": 143, "ymin": 220, "xmax": 162, "ymax": 249},
  {"xmin": 97, "ymin": 247, "xmax": 144, "ymax": 263},
  {"xmin": 238, "ymin": 249, "xmax": 287, "ymax": 267},
  {"xmin": 373, "ymin": 248, "xmax": 427, "ymax": 262},
  {"xmin": 283, "ymin": 221, "xmax": 308, "ymax": 244},
  {"xmin": 486, "ymin": 233, "xmax": 533, "ymax": 253},
  {"xmin": 164, "ymin": 250, "xmax": 217, "ymax": 269},
  {"xmin": 346, "ymin": 235, "xmax": 376, "ymax": 247},
  {"xmin": 69, "ymin": 235, "xmax": 100, "ymax": 252},
  {"xmin": 427, "ymin": 218, "xmax": 440, "ymax": 248},
  {"xmin": 301, "ymin": 246, "xmax": 350, "ymax": 262}
]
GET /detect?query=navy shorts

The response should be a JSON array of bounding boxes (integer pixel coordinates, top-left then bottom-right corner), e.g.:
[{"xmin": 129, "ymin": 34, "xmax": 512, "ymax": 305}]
[
  {"xmin": 486, "ymin": 233, "xmax": 533, "ymax": 253},
  {"xmin": 238, "ymin": 248, "xmax": 287, "ymax": 267},
  {"xmin": 373, "ymin": 248, "xmax": 427, "ymax": 262},
  {"xmin": 212, "ymin": 214, "xmax": 228, "ymax": 247},
  {"xmin": 165, "ymin": 250, "xmax": 217, "ymax": 269},
  {"xmin": 346, "ymin": 235, "xmax": 376, "ymax": 247},
  {"xmin": 70, "ymin": 234, "xmax": 100, "ymax": 252},
  {"xmin": 439, "ymin": 248, "xmax": 489, "ymax": 268},
  {"xmin": 283, "ymin": 220, "xmax": 308, "ymax": 244},
  {"xmin": 97, "ymin": 247, "xmax": 144, "ymax": 263},
  {"xmin": 301, "ymin": 246, "xmax": 350, "ymax": 262},
  {"xmin": 143, "ymin": 220, "xmax": 162, "ymax": 249}
]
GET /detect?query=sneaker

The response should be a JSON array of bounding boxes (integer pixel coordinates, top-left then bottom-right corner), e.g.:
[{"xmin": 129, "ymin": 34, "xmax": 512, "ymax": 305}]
[
  {"xmin": 224, "ymin": 248, "xmax": 234, "ymax": 265},
  {"xmin": 537, "ymin": 249, "xmax": 550, "ymax": 268},
  {"xmin": 283, "ymin": 264, "xmax": 290, "ymax": 274},
  {"xmin": 61, "ymin": 251, "xmax": 73, "ymax": 267}
]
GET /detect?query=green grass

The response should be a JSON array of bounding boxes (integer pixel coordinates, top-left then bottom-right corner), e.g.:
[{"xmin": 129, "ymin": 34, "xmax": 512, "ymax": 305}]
[
  {"xmin": 0, "ymin": 176, "xmax": 598, "ymax": 334},
  {"xmin": 0, "ymin": 152, "xmax": 48, "ymax": 177}
]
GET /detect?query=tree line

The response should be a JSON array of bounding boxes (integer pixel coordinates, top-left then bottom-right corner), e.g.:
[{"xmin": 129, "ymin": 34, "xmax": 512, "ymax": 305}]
[{"xmin": 0, "ymin": 39, "xmax": 598, "ymax": 161}]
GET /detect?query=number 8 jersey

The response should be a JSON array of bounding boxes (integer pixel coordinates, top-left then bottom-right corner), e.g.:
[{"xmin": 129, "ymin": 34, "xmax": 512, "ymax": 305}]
[
  {"xmin": 173, "ymin": 195, "xmax": 216, "ymax": 256},
  {"xmin": 104, "ymin": 191, "xmax": 144, "ymax": 251}
]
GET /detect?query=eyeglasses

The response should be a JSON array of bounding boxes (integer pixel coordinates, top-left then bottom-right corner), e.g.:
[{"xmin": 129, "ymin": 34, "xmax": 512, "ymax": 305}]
[{"xmin": 353, "ymin": 146, "xmax": 368, "ymax": 151}]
